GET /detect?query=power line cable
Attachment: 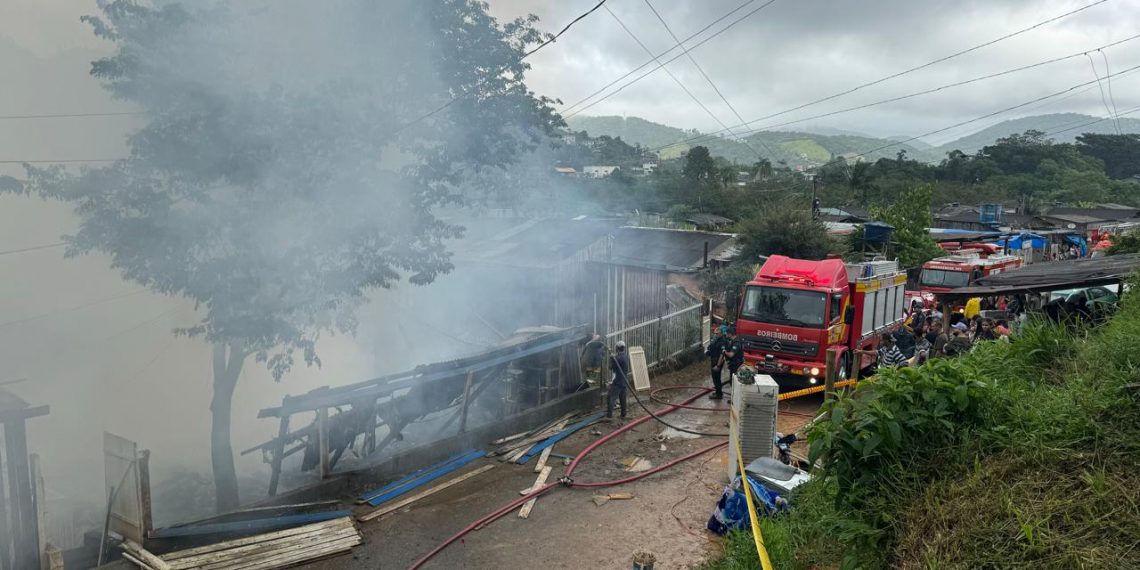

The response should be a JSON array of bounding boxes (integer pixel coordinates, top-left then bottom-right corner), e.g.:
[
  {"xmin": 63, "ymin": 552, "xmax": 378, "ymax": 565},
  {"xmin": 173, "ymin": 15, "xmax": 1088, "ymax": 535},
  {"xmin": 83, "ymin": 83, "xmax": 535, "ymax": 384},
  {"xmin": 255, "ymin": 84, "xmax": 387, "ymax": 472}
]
[
  {"xmin": 669, "ymin": 33, "xmax": 1140, "ymax": 149},
  {"xmin": 0, "ymin": 242, "xmax": 65, "ymax": 257},
  {"xmin": 560, "ymin": 0, "xmax": 759, "ymax": 115},
  {"xmin": 821, "ymin": 63, "xmax": 1140, "ymax": 168},
  {"xmin": 640, "ymin": 0, "xmax": 779, "ymax": 159},
  {"xmin": 563, "ymin": 0, "xmax": 779, "ymax": 120},
  {"xmin": 1086, "ymin": 53, "xmax": 1122, "ymax": 134},
  {"xmin": 602, "ymin": 4, "xmax": 766, "ymax": 160},
  {"xmin": 0, "ymin": 289, "xmax": 148, "ymax": 330},
  {"xmin": 644, "ymin": 0, "xmax": 1112, "ymax": 149},
  {"xmin": 924, "ymin": 65, "xmax": 1140, "ymax": 146},
  {"xmin": 0, "ymin": 111, "xmax": 142, "ymax": 121},
  {"xmin": 1099, "ymin": 49, "xmax": 1123, "ymax": 133}
]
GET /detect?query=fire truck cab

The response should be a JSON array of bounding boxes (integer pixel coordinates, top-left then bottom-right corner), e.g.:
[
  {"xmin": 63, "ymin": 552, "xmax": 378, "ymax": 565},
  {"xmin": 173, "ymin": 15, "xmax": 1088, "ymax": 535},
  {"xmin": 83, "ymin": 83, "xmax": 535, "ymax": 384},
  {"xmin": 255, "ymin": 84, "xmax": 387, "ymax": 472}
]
[{"xmin": 734, "ymin": 255, "xmax": 907, "ymax": 386}]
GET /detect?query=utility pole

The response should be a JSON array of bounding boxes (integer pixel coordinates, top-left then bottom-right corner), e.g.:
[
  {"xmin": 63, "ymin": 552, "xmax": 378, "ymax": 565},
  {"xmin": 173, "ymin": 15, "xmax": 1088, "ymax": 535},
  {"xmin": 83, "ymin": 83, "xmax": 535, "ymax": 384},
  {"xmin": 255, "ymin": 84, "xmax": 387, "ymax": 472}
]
[{"xmin": 811, "ymin": 175, "xmax": 820, "ymax": 219}]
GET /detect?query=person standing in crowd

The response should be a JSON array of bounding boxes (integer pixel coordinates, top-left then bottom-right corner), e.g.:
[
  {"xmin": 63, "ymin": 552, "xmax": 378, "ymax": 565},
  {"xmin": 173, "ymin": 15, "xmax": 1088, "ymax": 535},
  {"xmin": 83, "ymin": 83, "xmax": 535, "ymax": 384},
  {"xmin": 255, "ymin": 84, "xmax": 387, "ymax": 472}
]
[
  {"xmin": 705, "ymin": 325, "xmax": 728, "ymax": 400},
  {"xmin": 944, "ymin": 326, "xmax": 972, "ymax": 357},
  {"xmin": 877, "ymin": 332, "xmax": 909, "ymax": 368},
  {"xmin": 994, "ymin": 319, "xmax": 1012, "ymax": 338},
  {"xmin": 975, "ymin": 318, "xmax": 998, "ymax": 342},
  {"xmin": 929, "ymin": 321, "xmax": 949, "ymax": 358},
  {"xmin": 893, "ymin": 323, "xmax": 916, "ymax": 359},
  {"xmin": 964, "ymin": 297, "xmax": 982, "ymax": 320}
]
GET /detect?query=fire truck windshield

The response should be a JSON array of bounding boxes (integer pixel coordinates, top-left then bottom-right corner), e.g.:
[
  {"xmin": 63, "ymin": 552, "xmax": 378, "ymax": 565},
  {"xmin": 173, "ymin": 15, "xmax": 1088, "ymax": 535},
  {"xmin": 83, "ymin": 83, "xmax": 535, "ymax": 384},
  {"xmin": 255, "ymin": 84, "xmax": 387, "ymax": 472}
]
[
  {"xmin": 740, "ymin": 286, "xmax": 826, "ymax": 328},
  {"xmin": 920, "ymin": 269, "xmax": 971, "ymax": 288}
]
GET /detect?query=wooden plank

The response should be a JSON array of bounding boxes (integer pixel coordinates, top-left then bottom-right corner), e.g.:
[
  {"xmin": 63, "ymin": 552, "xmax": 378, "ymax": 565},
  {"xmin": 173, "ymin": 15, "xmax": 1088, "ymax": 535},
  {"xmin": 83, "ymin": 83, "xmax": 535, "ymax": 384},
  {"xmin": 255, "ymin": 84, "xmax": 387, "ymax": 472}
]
[
  {"xmin": 358, "ymin": 464, "xmax": 495, "ymax": 522},
  {"xmin": 138, "ymin": 450, "xmax": 153, "ymax": 542},
  {"xmin": 489, "ymin": 430, "xmax": 528, "ymax": 446},
  {"xmin": 317, "ymin": 408, "xmax": 330, "ymax": 479},
  {"xmin": 517, "ymin": 466, "xmax": 552, "ymax": 519},
  {"xmin": 503, "ymin": 443, "xmax": 533, "ymax": 464},
  {"xmin": 122, "ymin": 551, "xmax": 157, "ymax": 570},
  {"xmin": 532, "ymin": 447, "xmax": 553, "ymax": 473},
  {"xmin": 122, "ymin": 540, "xmax": 171, "ymax": 570},
  {"xmin": 218, "ymin": 536, "xmax": 360, "ymax": 570},
  {"xmin": 164, "ymin": 527, "xmax": 358, "ymax": 568},
  {"xmin": 181, "ymin": 531, "xmax": 361, "ymax": 570},
  {"xmin": 160, "ymin": 518, "xmax": 353, "ymax": 560},
  {"xmin": 169, "ymin": 530, "xmax": 360, "ymax": 570}
]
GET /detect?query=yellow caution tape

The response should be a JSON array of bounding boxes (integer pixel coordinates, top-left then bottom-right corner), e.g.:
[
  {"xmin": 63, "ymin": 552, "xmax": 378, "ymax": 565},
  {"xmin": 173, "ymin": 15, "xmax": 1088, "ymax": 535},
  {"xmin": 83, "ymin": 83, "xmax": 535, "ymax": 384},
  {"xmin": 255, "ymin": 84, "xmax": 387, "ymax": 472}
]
[
  {"xmin": 777, "ymin": 378, "xmax": 859, "ymax": 401},
  {"xmin": 729, "ymin": 408, "xmax": 775, "ymax": 570}
]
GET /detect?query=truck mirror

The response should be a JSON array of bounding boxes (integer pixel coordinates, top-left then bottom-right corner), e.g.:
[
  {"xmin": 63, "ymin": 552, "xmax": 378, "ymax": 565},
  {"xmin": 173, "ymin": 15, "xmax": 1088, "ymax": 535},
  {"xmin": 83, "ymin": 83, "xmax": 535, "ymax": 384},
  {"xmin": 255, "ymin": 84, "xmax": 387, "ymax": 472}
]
[{"xmin": 844, "ymin": 304, "xmax": 855, "ymax": 325}]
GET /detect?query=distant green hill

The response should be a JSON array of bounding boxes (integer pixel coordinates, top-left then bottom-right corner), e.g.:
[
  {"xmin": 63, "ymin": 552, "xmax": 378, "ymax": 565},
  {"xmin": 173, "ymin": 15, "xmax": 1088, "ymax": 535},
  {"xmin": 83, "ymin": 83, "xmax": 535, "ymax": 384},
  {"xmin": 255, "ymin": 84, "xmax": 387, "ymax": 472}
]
[
  {"xmin": 567, "ymin": 113, "xmax": 1140, "ymax": 167},
  {"xmin": 566, "ymin": 115, "xmax": 929, "ymax": 166},
  {"xmin": 932, "ymin": 113, "xmax": 1140, "ymax": 155}
]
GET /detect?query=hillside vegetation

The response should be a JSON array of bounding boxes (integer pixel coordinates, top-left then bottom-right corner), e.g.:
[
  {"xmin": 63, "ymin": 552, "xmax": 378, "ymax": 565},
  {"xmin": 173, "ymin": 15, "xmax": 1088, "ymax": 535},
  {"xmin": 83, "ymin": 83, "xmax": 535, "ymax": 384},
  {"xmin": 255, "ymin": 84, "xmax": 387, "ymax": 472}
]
[
  {"xmin": 566, "ymin": 115, "xmax": 928, "ymax": 166},
  {"xmin": 567, "ymin": 113, "xmax": 1140, "ymax": 166},
  {"xmin": 702, "ymin": 287, "xmax": 1140, "ymax": 570}
]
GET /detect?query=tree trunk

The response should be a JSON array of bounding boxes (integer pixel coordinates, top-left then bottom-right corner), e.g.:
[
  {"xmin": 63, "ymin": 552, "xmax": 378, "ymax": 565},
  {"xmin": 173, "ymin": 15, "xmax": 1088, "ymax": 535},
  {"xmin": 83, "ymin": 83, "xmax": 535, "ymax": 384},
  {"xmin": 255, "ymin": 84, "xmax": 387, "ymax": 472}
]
[{"xmin": 210, "ymin": 343, "xmax": 246, "ymax": 513}]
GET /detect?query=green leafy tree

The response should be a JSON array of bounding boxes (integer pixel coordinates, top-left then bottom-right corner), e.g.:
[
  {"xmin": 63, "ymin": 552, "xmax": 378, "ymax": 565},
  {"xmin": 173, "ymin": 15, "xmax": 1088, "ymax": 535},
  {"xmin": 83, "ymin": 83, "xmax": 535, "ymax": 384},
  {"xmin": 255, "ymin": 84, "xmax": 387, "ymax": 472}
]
[
  {"xmin": 8, "ymin": 0, "xmax": 558, "ymax": 511},
  {"xmin": 737, "ymin": 206, "xmax": 841, "ymax": 262},
  {"xmin": 1076, "ymin": 133, "xmax": 1140, "ymax": 179},
  {"xmin": 682, "ymin": 145, "xmax": 716, "ymax": 181},
  {"xmin": 872, "ymin": 185, "xmax": 944, "ymax": 268}
]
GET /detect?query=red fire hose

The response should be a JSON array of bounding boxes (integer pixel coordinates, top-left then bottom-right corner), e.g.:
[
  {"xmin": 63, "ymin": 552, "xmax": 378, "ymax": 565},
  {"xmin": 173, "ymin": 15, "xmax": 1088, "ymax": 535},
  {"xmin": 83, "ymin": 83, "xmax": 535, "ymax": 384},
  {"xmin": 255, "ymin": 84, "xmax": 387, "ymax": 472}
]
[{"xmin": 406, "ymin": 387, "xmax": 722, "ymax": 570}]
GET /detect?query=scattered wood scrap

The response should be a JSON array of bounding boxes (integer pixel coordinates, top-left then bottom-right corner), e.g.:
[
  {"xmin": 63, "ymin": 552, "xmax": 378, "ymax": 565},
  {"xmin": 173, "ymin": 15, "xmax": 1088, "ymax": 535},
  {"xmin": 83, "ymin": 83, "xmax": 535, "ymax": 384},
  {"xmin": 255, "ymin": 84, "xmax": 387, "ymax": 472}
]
[
  {"xmin": 591, "ymin": 493, "xmax": 634, "ymax": 507},
  {"xmin": 358, "ymin": 464, "xmax": 495, "ymax": 522},
  {"xmin": 532, "ymin": 446, "xmax": 553, "ymax": 473},
  {"xmin": 518, "ymin": 466, "xmax": 553, "ymax": 519},
  {"xmin": 148, "ymin": 517, "xmax": 362, "ymax": 570}
]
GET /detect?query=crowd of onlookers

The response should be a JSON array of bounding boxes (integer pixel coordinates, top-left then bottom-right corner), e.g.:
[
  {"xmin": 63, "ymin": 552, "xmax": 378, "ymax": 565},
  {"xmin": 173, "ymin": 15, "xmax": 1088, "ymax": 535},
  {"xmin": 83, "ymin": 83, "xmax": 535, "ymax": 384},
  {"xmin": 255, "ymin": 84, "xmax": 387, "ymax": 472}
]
[{"xmin": 877, "ymin": 297, "xmax": 1020, "ymax": 369}]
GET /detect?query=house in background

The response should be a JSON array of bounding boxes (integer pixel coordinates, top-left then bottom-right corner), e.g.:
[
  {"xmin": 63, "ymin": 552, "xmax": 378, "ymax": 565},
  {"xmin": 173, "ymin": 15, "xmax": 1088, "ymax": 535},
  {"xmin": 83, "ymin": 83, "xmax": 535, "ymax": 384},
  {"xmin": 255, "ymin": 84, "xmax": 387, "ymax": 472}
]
[
  {"xmin": 553, "ymin": 166, "xmax": 577, "ymax": 176},
  {"xmin": 582, "ymin": 165, "xmax": 619, "ymax": 178}
]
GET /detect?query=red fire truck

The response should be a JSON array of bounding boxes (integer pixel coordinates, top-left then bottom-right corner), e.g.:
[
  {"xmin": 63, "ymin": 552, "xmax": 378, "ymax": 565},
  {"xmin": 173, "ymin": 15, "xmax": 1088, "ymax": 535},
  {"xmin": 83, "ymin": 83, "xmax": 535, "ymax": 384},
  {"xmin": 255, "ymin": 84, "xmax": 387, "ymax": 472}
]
[
  {"xmin": 918, "ymin": 250, "xmax": 1021, "ymax": 304},
  {"xmin": 734, "ymin": 255, "xmax": 907, "ymax": 386}
]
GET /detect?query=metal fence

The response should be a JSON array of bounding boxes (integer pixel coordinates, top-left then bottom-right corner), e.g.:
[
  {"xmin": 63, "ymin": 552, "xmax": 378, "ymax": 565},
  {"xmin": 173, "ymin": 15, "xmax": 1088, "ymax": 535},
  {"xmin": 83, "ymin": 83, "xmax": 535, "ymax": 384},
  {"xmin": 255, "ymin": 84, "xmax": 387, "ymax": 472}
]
[{"xmin": 606, "ymin": 303, "xmax": 703, "ymax": 368}]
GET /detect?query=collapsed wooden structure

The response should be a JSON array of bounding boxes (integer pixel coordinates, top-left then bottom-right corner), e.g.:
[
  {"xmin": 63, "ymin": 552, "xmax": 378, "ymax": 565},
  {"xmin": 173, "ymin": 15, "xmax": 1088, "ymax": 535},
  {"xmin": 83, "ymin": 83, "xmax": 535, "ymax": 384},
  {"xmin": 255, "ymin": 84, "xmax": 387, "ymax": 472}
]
[
  {"xmin": 0, "ymin": 387, "xmax": 50, "ymax": 570},
  {"xmin": 121, "ymin": 516, "xmax": 362, "ymax": 570},
  {"xmin": 247, "ymin": 326, "xmax": 589, "ymax": 495}
]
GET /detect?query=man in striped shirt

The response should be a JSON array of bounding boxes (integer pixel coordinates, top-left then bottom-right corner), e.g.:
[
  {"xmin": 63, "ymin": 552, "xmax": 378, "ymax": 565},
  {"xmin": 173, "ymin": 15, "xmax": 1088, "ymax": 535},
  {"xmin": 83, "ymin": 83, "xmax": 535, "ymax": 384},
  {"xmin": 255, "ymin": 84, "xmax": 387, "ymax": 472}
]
[{"xmin": 877, "ymin": 332, "xmax": 909, "ymax": 369}]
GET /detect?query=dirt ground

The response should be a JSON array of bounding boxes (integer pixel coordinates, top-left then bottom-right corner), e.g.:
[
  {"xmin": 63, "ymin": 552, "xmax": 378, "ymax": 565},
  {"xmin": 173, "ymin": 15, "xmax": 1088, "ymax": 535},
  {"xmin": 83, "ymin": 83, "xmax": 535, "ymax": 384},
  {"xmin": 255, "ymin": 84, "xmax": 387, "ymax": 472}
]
[{"xmin": 303, "ymin": 362, "xmax": 821, "ymax": 570}]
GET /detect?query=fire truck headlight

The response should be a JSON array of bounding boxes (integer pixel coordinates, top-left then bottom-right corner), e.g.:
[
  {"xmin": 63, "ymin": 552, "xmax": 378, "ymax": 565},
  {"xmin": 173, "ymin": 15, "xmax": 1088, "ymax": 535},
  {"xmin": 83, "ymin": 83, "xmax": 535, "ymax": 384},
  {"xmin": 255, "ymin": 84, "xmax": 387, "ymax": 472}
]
[
  {"xmin": 810, "ymin": 367, "xmax": 820, "ymax": 376},
  {"xmin": 809, "ymin": 377, "xmax": 818, "ymax": 385}
]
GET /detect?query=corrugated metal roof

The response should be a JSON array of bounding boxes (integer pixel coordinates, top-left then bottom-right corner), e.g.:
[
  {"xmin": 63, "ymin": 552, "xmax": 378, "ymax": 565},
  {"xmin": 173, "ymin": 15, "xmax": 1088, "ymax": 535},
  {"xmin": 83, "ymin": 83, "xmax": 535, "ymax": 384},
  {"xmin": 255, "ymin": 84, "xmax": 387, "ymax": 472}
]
[{"xmin": 608, "ymin": 227, "xmax": 737, "ymax": 271}]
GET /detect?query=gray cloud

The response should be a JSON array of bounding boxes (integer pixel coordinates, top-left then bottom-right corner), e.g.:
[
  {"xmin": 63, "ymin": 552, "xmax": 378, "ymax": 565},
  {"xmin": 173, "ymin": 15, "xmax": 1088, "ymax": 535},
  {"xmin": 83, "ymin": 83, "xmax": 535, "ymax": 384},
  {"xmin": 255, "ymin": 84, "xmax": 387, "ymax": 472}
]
[{"xmin": 487, "ymin": 0, "xmax": 1140, "ymax": 142}]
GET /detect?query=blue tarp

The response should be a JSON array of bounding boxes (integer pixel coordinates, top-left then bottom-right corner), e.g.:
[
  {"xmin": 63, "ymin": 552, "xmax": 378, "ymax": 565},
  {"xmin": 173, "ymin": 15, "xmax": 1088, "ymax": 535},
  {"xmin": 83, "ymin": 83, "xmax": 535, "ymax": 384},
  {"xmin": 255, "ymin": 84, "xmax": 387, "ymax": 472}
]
[
  {"xmin": 1064, "ymin": 234, "xmax": 1089, "ymax": 257},
  {"xmin": 996, "ymin": 232, "xmax": 1047, "ymax": 250}
]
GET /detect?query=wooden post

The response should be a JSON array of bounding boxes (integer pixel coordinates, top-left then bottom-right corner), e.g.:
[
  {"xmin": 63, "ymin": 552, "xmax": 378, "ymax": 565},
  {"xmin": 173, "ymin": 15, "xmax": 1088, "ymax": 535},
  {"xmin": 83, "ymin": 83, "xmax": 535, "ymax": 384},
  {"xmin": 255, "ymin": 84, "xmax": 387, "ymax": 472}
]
[
  {"xmin": 317, "ymin": 408, "xmax": 330, "ymax": 479},
  {"xmin": 43, "ymin": 545, "xmax": 62, "ymax": 570},
  {"xmin": 137, "ymin": 450, "xmax": 152, "ymax": 543},
  {"xmin": 824, "ymin": 348, "xmax": 840, "ymax": 401},
  {"xmin": 5, "ymin": 420, "xmax": 36, "ymax": 570},
  {"xmin": 30, "ymin": 454, "xmax": 45, "ymax": 569},
  {"xmin": 0, "ymin": 443, "xmax": 10, "ymax": 570},
  {"xmin": 458, "ymin": 371, "xmax": 475, "ymax": 434},
  {"xmin": 267, "ymin": 413, "xmax": 291, "ymax": 496}
]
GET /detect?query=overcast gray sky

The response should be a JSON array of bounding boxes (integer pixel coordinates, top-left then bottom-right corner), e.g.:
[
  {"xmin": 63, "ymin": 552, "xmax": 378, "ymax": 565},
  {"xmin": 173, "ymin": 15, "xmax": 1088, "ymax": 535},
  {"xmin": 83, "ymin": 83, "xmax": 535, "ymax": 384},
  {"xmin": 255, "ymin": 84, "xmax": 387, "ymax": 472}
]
[{"xmin": 1, "ymin": 0, "xmax": 1137, "ymax": 164}]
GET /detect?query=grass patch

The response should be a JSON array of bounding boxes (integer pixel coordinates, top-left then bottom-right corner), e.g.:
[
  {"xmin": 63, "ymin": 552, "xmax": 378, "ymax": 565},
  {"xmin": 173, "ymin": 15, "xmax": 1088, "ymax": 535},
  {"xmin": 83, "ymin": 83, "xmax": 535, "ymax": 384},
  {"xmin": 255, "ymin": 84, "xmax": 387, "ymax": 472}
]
[
  {"xmin": 701, "ymin": 284, "xmax": 1140, "ymax": 570},
  {"xmin": 780, "ymin": 139, "xmax": 831, "ymax": 163}
]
